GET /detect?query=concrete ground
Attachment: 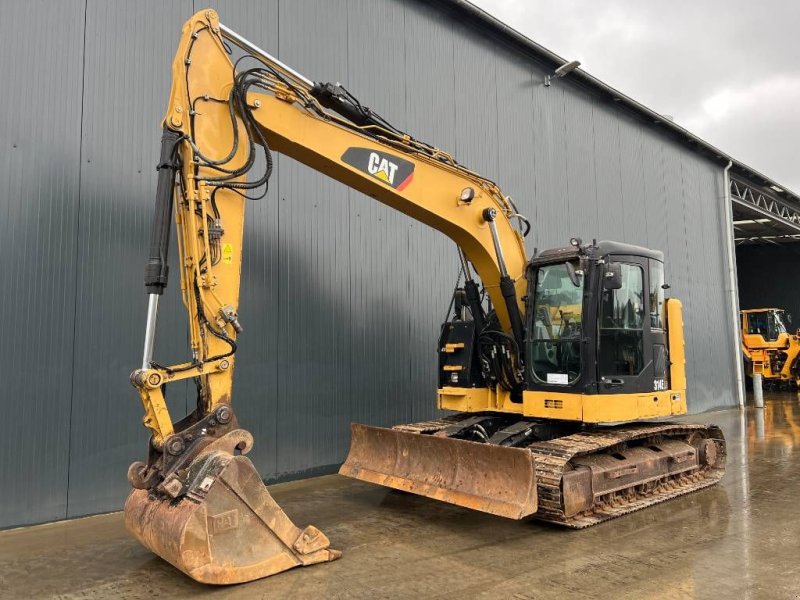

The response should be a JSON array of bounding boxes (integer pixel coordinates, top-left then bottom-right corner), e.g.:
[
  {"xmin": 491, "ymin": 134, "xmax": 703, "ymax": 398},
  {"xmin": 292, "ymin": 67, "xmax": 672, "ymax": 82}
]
[{"xmin": 1, "ymin": 392, "xmax": 799, "ymax": 600}]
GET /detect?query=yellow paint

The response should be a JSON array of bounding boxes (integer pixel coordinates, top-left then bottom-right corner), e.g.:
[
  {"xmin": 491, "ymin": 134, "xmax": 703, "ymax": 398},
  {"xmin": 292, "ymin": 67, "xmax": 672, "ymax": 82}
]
[
  {"xmin": 438, "ymin": 387, "xmax": 686, "ymax": 423},
  {"xmin": 443, "ymin": 343, "xmax": 465, "ymax": 352},
  {"xmin": 666, "ymin": 298, "xmax": 686, "ymax": 391}
]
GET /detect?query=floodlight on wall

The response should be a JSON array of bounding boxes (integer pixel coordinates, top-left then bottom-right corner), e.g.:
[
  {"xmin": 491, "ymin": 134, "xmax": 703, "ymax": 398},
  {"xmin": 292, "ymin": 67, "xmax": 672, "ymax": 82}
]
[{"xmin": 544, "ymin": 60, "xmax": 581, "ymax": 87}]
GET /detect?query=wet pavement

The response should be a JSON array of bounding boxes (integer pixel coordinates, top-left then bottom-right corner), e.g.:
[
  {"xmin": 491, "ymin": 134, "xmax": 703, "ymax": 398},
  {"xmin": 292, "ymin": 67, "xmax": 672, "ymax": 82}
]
[{"xmin": 1, "ymin": 392, "xmax": 799, "ymax": 599}]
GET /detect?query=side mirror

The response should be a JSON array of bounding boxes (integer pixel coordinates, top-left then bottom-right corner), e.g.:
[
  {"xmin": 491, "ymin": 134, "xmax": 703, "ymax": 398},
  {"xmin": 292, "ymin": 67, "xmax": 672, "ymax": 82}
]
[
  {"xmin": 565, "ymin": 261, "xmax": 582, "ymax": 287},
  {"xmin": 603, "ymin": 262, "xmax": 622, "ymax": 290},
  {"xmin": 786, "ymin": 311, "xmax": 793, "ymax": 326}
]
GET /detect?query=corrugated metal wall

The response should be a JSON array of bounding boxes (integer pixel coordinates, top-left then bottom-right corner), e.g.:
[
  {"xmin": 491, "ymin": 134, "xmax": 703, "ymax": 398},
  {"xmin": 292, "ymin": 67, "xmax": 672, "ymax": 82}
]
[{"xmin": 0, "ymin": 0, "xmax": 738, "ymax": 528}]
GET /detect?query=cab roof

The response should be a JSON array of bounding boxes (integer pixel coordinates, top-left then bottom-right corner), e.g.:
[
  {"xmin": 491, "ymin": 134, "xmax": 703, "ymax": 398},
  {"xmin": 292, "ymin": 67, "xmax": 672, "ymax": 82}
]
[{"xmin": 529, "ymin": 240, "xmax": 664, "ymax": 266}]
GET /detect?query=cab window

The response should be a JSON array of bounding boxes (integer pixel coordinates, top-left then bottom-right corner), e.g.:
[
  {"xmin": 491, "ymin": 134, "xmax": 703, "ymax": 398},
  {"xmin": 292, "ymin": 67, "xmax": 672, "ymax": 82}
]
[
  {"xmin": 747, "ymin": 311, "xmax": 786, "ymax": 342},
  {"xmin": 600, "ymin": 263, "xmax": 645, "ymax": 376},
  {"xmin": 649, "ymin": 260, "xmax": 665, "ymax": 330},
  {"xmin": 528, "ymin": 262, "xmax": 583, "ymax": 385}
]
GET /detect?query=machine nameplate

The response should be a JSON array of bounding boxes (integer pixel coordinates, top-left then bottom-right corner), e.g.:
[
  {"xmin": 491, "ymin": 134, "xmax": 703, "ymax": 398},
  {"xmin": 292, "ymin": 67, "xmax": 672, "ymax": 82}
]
[{"xmin": 342, "ymin": 147, "xmax": 415, "ymax": 190}]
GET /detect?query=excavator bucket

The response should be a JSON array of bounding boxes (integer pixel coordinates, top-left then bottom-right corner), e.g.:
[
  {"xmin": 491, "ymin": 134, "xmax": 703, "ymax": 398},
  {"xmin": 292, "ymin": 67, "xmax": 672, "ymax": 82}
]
[
  {"xmin": 339, "ymin": 423, "xmax": 537, "ymax": 519},
  {"xmin": 125, "ymin": 451, "xmax": 340, "ymax": 585}
]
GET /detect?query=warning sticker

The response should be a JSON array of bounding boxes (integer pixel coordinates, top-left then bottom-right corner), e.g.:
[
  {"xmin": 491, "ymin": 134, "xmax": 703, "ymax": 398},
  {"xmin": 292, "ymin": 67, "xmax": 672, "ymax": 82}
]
[{"xmin": 222, "ymin": 243, "xmax": 234, "ymax": 264}]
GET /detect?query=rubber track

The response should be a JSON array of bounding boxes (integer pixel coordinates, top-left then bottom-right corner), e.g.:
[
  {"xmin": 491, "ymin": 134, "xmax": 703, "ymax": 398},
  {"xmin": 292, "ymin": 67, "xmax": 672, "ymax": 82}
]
[{"xmin": 391, "ymin": 418, "xmax": 726, "ymax": 528}]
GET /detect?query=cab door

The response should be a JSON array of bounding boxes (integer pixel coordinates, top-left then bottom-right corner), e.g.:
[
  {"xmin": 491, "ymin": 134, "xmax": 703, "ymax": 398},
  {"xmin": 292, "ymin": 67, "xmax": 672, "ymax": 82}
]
[{"xmin": 597, "ymin": 255, "xmax": 661, "ymax": 394}]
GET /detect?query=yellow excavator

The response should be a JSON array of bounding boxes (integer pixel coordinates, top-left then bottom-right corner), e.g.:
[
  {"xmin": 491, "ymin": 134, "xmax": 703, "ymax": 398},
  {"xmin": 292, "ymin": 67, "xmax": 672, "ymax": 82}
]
[
  {"xmin": 126, "ymin": 9, "xmax": 727, "ymax": 585},
  {"xmin": 741, "ymin": 308, "xmax": 800, "ymax": 388}
]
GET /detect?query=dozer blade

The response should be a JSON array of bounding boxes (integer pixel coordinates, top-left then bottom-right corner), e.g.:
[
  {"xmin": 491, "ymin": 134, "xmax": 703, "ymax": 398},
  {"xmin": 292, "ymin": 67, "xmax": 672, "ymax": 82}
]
[
  {"xmin": 339, "ymin": 423, "xmax": 537, "ymax": 519},
  {"xmin": 125, "ymin": 452, "xmax": 340, "ymax": 585}
]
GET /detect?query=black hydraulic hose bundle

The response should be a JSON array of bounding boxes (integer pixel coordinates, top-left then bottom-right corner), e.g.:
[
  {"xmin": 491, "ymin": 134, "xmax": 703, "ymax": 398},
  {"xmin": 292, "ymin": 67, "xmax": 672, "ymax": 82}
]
[
  {"xmin": 499, "ymin": 274, "xmax": 526, "ymax": 361},
  {"xmin": 478, "ymin": 324, "xmax": 524, "ymax": 393}
]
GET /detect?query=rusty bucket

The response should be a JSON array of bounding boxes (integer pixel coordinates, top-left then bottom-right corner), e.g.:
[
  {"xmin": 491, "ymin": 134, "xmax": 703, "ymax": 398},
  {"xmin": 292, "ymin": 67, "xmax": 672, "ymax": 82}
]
[
  {"xmin": 125, "ymin": 452, "xmax": 340, "ymax": 585},
  {"xmin": 339, "ymin": 423, "xmax": 537, "ymax": 519}
]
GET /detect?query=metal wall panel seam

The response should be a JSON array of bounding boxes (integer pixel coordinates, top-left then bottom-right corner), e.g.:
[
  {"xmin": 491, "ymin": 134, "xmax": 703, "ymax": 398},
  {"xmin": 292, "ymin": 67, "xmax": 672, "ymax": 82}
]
[{"xmin": 64, "ymin": 0, "xmax": 89, "ymax": 521}]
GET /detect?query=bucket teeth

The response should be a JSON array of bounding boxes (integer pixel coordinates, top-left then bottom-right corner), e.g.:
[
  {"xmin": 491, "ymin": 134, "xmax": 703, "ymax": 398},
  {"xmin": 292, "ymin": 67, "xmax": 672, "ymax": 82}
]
[
  {"xmin": 339, "ymin": 423, "xmax": 538, "ymax": 519},
  {"xmin": 125, "ymin": 451, "xmax": 339, "ymax": 585}
]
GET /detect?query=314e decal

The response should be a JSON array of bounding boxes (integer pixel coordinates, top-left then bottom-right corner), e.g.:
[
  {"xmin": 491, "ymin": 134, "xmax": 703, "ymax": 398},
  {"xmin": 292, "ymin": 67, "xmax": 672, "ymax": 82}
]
[{"xmin": 341, "ymin": 147, "xmax": 415, "ymax": 190}]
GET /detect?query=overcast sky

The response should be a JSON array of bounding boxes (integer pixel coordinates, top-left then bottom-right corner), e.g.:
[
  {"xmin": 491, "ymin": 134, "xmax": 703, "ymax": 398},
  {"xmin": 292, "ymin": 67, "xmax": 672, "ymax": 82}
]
[{"xmin": 472, "ymin": 0, "xmax": 800, "ymax": 194}]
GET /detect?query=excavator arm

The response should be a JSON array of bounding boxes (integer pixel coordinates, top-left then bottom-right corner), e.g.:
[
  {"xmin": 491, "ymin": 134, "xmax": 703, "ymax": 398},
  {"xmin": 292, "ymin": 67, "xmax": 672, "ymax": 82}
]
[{"xmin": 125, "ymin": 9, "xmax": 529, "ymax": 585}]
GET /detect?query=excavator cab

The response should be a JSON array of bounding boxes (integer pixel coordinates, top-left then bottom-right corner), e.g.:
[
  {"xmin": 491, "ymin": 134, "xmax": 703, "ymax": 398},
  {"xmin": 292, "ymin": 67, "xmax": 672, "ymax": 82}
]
[
  {"xmin": 525, "ymin": 241, "xmax": 670, "ymax": 397},
  {"xmin": 433, "ymin": 239, "xmax": 682, "ymax": 409}
]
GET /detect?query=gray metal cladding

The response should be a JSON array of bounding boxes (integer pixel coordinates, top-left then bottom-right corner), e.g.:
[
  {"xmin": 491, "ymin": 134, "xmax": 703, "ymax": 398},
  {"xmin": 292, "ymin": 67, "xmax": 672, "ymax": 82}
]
[
  {"xmin": 493, "ymin": 45, "xmax": 537, "ymax": 243},
  {"xmin": 530, "ymin": 83, "xmax": 565, "ymax": 251},
  {"xmin": 592, "ymin": 106, "xmax": 624, "ymax": 240},
  {"xmin": 0, "ymin": 0, "xmax": 85, "ymax": 527},
  {"xmin": 402, "ymin": 1, "xmax": 461, "ymax": 422},
  {"xmin": 0, "ymin": 0, "xmax": 739, "ymax": 527},
  {"xmin": 274, "ymin": 0, "xmax": 354, "ymax": 477},
  {"xmin": 346, "ymin": 0, "xmax": 415, "ymax": 430},
  {"xmin": 617, "ymin": 121, "xmax": 648, "ymax": 247},
  {"xmin": 65, "ymin": 0, "xmax": 197, "ymax": 518}
]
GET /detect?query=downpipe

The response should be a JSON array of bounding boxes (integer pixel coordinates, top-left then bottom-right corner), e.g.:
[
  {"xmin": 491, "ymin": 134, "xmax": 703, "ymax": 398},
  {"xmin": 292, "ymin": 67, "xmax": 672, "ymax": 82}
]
[{"xmin": 722, "ymin": 161, "xmax": 745, "ymax": 408}]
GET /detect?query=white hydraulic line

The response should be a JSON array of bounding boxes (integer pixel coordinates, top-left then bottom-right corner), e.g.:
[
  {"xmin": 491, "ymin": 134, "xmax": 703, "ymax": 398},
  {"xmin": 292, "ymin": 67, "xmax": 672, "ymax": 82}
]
[
  {"xmin": 218, "ymin": 23, "xmax": 314, "ymax": 88},
  {"xmin": 142, "ymin": 294, "xmax": 160, "ymax": 370},
  {"xmin": 723, "ymin": 160, "xmax": 745, "ymax": 408}
]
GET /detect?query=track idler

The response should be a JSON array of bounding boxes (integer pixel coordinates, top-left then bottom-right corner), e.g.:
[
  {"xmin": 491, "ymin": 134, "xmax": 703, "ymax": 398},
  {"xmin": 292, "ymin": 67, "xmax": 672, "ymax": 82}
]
[{"xmin": 125, "ymin": 424, "xmax": 339, "ymax": 584}]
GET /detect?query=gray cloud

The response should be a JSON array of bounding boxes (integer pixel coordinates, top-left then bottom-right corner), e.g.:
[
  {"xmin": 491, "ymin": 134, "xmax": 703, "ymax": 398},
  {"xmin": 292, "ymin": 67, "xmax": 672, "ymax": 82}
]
[{"xmin": 472, "ymin": 0, "xmax": 800, "ymax": 193}]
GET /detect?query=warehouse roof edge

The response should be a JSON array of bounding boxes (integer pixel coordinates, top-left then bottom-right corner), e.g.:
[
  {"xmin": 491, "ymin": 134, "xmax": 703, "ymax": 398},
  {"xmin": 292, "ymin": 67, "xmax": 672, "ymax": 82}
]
[{"xmin": 439, "ymin": 0, "xmax": 800, "ymax": 210}]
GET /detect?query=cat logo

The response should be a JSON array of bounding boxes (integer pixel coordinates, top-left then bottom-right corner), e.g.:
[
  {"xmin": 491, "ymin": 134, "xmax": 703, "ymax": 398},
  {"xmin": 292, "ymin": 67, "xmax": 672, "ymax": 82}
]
[{"xmin": 341, "ymin": 147, "xmax": 415, "ymax": 190}]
